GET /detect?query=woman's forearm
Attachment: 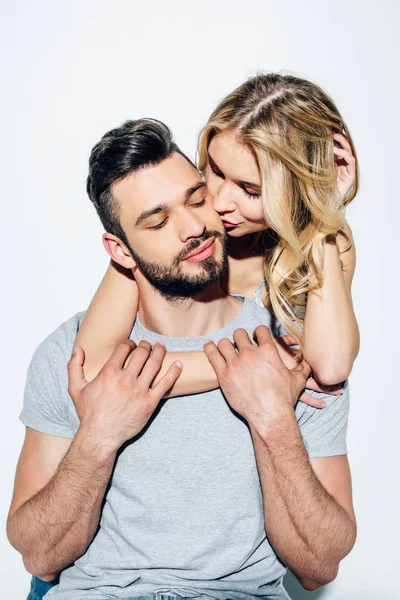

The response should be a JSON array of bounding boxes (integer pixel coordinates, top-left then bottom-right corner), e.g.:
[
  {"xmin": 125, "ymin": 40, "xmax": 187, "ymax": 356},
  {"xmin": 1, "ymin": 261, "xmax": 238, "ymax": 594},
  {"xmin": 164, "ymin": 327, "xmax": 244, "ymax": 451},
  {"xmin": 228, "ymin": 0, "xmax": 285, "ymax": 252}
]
[
  {"xmin": 7, "ymin": 430, "xmax": 117, "ymax": 580},
  {"xmin": 153, "ymin": 351, "xmax": 218, "ymax": 397},
  {"xmin": 303, "ymin": 238, "xmax": 359, "ymax": 385}
]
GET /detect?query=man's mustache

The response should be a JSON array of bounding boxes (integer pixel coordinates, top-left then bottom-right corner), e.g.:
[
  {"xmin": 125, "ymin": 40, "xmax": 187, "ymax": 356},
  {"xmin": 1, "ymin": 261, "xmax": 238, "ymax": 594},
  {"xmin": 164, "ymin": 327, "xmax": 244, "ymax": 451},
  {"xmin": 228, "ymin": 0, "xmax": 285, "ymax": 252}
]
[{"xmin": 173, "ymin": 230, "xmax": 225, "ymax": 266}]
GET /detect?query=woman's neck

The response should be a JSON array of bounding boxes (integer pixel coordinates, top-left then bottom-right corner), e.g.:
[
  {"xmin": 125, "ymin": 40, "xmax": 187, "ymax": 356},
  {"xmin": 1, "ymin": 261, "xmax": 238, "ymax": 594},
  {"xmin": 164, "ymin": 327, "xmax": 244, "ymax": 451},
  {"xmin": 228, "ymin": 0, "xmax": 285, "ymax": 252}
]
[{"xmin": 222, "ymin": 232, "xmax": 266, "ymax": 298}]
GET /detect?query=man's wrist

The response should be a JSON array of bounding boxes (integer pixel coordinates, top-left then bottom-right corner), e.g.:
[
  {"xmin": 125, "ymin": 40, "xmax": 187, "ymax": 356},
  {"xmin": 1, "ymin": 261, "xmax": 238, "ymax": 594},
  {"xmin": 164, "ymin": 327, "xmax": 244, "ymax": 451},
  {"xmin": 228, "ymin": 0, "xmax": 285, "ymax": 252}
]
[
  {"xmin": 74, "ymin": 425, "xmax": 119, "ymax": 464},
  {"xmin": 246, "ymin": 397, "xmax": 296, "ymax": 441}
]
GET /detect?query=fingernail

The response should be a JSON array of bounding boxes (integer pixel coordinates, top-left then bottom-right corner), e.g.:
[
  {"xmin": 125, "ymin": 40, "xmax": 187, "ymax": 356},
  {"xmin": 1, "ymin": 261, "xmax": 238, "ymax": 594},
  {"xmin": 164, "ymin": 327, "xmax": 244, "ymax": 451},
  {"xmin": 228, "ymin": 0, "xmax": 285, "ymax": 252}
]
[
  {"xmin": 320, "ymin": 401, "xmax": 327, "ymax": 408},
  {"xmin": 176, "ymin": 361, "xmax": 183, "ymax": 369}
]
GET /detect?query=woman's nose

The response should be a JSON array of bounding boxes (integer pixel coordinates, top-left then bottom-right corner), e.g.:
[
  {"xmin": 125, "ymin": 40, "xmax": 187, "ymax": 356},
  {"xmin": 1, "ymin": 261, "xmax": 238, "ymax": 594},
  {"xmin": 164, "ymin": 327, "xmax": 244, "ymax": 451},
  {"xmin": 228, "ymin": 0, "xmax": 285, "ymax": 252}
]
[{"xmin": 212, "ymin": 181, "xmax": 236, "ymax": 214}]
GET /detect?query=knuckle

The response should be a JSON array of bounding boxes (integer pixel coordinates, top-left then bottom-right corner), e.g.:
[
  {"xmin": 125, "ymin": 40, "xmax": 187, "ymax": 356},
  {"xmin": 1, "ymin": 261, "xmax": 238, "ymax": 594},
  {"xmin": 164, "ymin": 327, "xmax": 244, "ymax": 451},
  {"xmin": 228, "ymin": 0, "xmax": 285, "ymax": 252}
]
[
  {"xmin": 138, "ymin": 340, "xmax": 152, "ymax": 350},
  {"xmin": 120, "ymin": 340, "xmax": 135, "ymax": 351},
  {"xmin": 217, "ymin": 338, "xmax": 230, "ymax": 350},
  {"xmin": 102, "ymin": 364, "xmax": 116, "ymax": 378},
  {"xmin": 135, "ymin": 345, "xmax": 151, "ymax": 358}
]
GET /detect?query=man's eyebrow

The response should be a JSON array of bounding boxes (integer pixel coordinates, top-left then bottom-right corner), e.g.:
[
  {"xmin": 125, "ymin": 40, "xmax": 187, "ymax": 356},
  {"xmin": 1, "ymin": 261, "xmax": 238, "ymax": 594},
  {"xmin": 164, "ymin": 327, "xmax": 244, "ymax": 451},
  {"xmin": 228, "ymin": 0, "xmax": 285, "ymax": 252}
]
[
  {"xmin": 208, "ymin": 152, "xmax": 261, "ymax": 190},
  {"xmin": 134, "ymin": 182, "xmax": 205, "ymax": 227},
  {"xmin": 184, "ymin": 181, "xmax": 206, "ymax": 200},
  {"xmin": 135, "ymin": 204, "xmax": 168, "ymax": 227}
]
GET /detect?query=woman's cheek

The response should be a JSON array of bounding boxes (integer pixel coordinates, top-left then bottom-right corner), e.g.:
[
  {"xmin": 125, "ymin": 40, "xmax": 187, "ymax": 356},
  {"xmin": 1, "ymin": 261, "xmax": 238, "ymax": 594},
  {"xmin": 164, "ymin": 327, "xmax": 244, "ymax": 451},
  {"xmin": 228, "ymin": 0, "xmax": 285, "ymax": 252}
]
[
  {"xmin": 238, "ymin": 200, "xmax": 265, "ymax": 225},
  {"xmin": 205, "ymin": 176, "xmax": 219, "ymax": 199}
]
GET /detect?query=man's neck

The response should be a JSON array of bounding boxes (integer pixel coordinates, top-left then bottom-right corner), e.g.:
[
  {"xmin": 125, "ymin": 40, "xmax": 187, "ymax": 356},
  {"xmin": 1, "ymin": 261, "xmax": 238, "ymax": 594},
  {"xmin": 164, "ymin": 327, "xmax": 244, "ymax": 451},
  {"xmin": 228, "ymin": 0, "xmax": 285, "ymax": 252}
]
[{"xmin": 136, "ymin": 280, "xmax": 243, "ymax": 338}]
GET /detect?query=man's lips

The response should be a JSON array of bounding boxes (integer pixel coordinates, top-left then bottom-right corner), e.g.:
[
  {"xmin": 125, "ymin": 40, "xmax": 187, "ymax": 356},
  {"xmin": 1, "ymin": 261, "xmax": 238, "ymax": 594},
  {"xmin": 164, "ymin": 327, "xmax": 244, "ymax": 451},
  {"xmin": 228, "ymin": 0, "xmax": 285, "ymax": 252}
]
[{"xmin": 184, "ymin": 237, "xmax": 216, "ymax": 263}]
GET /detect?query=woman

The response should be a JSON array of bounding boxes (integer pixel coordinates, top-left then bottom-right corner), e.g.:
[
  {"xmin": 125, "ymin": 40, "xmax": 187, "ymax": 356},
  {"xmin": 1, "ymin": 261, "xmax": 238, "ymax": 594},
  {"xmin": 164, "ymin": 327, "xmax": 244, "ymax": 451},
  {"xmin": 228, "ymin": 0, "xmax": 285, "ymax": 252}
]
[{"xmin": 75, "ymin": 73, "xmax": 359, "ymax": 400}]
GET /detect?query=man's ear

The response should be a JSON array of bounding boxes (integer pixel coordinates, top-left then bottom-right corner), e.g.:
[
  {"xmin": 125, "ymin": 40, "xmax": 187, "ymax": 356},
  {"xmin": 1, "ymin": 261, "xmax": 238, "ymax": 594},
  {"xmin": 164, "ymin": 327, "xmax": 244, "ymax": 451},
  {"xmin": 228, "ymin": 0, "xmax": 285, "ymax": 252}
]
[{"xmin": 102, "ymin": 233, "xmax": 137, "ymax": 269}]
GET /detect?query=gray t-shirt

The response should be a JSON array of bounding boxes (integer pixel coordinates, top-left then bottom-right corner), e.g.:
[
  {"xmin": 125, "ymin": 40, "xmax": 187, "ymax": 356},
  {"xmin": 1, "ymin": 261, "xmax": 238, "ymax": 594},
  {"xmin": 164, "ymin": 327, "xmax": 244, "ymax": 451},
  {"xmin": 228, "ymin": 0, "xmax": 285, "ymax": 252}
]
[{"xmin": 20, "ymin": 297, "xmax": 349, "ymax": 600}]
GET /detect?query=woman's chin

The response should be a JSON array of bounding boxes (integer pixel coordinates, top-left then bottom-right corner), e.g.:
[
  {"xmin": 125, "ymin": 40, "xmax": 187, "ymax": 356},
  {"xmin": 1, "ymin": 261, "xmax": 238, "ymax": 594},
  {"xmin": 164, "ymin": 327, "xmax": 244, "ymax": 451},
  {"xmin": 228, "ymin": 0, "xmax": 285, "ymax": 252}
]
[
  {"xmin": 226, "ymin": 226, "xmax": 260, "ymax": 238},
  {"xmin": 226, "ymin": 228, "xmax": 242, "ymax": 237}
]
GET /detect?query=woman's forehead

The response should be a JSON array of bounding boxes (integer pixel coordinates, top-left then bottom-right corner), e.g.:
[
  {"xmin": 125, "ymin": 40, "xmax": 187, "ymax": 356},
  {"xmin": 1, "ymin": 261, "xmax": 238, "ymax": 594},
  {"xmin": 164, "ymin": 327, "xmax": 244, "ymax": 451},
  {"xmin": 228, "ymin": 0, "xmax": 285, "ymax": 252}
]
[{"xmin": 208, "ymin": 131, "xmax": 261, "ymax": 185}]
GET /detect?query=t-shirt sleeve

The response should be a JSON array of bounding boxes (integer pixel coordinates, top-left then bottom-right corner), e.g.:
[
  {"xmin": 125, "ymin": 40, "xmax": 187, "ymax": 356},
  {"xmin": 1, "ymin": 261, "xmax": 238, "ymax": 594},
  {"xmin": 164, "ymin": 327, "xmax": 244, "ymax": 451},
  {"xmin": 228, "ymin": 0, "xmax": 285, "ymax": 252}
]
[
  {"xmin": 295, "ymin": 379, "xmax": 350, "ymax": 459},
  {"xmin": 19, "ymin": 327, "xmax": 78, "ymax": 439}
]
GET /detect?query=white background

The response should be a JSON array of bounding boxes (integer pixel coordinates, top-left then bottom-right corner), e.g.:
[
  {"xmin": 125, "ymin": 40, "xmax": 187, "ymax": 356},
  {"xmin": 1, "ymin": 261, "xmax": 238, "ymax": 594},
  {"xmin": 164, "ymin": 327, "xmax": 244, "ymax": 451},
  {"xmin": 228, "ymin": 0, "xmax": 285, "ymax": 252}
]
[{"xmin": 2, "ymin": 0, "xmax": 399, "ymax": 598}]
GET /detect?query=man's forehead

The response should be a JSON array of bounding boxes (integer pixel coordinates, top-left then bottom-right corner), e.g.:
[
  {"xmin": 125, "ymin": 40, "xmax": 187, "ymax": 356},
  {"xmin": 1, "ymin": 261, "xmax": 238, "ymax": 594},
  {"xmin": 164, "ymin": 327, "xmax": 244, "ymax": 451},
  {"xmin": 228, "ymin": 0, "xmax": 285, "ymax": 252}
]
[{"xmin": 113, "ymin": 153, "xmax": 202, "ymax": 215}]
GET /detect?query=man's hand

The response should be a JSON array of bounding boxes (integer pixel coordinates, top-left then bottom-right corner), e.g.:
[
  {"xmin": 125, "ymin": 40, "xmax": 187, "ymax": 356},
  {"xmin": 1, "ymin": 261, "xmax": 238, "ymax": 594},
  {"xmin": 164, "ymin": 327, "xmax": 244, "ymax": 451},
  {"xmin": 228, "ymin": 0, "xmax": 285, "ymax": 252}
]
[
  {"xmin": 204, "ymin": 326, "xmax": 311, "ymax": 427},
  {"xmin": 68, "ymin": 340, "xmax": 183, "ymax": 452}
]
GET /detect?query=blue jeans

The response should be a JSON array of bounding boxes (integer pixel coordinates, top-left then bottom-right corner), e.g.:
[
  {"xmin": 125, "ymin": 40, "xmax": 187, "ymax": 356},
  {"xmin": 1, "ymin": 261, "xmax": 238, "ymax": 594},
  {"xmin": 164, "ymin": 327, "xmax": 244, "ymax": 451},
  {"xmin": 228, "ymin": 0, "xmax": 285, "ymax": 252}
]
[
  {"xmin": 27, "ymin": 577, "xmax": 196, "ymax": 600},
  {"xmin": 26, "ymin": 576, "xmax": 59, "ymax": 600}
]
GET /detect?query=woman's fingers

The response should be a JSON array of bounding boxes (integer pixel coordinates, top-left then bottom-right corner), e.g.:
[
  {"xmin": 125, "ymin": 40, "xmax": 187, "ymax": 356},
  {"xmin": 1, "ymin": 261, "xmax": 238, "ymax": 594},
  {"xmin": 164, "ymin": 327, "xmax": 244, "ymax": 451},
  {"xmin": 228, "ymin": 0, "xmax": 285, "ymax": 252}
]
[
  {"xmin": 277, "ymin": 334, "xmax": 299, "ymax": 347},
  {"xmin": 298, "ymin": 390, "xmax": 326, "ymax": 409},
  {"xmin": 334, "ymin": 146, "xmax": 356, "ymax": 166},
  {"xmin": 333, "ymin": 132, "xmax": 352, "ymax": 152},
  {"xmin": 306, "ymin": 377, "xmax": 343, "ymax": 395}
]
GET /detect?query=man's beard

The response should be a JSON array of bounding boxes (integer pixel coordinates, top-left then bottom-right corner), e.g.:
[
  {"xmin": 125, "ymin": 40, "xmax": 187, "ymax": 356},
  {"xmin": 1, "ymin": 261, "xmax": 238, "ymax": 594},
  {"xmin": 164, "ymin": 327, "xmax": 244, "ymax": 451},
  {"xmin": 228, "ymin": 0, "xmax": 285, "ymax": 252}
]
[{"xmin": 129, "ymin": 230, "xmax": 228, "ymax": 302}]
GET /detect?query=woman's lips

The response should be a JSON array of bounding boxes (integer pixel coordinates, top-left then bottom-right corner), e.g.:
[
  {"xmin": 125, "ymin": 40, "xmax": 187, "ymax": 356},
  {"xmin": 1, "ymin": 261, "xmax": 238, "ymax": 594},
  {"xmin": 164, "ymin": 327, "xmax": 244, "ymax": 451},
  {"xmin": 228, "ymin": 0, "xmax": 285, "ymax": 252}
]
[
  {"xmin": 184, "ymin": 239, "xmax": 216, "ymax": 263},
  {"xmin": 222, "ymin": 220, "xmax": 239, "ymax": 230}
]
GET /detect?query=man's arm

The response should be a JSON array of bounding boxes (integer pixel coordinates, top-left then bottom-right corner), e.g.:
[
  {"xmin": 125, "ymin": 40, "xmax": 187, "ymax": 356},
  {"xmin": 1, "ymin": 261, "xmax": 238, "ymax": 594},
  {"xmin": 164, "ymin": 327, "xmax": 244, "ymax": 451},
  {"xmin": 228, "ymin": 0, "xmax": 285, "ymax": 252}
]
[
  {"xmin": 204, "ymin": 326, "xmax": 356, "ymax": 591},
  {"xmin": 7, "ymin": 340, "xmax": 182, "ymax": 580},
  {"xmin": 7, "ymin": 427, "xmax": 117, "ymax": 580},
  {"xmin": 250, "ymin": 412, "xmax": 355, "ymax": 590}
]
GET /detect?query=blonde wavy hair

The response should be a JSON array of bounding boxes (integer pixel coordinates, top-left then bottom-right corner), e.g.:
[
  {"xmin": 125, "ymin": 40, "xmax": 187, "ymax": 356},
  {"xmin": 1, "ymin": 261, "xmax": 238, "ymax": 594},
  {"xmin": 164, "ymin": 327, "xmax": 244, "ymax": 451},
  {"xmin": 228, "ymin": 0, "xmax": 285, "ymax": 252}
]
[{"xmin": 198, "ymin": 73, "xmax": 359, "ymax": 351}]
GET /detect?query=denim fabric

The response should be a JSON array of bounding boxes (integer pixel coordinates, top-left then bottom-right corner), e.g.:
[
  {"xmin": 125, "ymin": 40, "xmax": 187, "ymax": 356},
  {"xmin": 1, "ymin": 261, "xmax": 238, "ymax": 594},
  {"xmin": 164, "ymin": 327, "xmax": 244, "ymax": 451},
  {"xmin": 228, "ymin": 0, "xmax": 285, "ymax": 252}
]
[
  {"xmin": 26, "ymin": 576, "xmax": 59, "ymax": 600},
  {"xmin": 27, "ymin": 578, "xmax": 195, "ymax": 600}
]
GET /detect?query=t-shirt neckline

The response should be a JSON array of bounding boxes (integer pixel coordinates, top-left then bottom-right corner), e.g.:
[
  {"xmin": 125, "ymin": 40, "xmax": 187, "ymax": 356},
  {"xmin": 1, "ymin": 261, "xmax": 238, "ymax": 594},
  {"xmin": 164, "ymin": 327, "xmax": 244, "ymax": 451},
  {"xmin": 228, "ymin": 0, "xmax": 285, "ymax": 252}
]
[{"xmin": 132, "ymin": 296, "xmax": 249, "ymax": 344}]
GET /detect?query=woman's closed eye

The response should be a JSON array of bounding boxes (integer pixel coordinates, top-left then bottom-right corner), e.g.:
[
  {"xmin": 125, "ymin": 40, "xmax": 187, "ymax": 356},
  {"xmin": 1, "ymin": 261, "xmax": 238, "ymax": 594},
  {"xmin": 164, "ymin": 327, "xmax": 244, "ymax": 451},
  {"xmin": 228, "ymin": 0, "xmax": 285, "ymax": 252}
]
[
  {"xmin": 209, "ymin": 163, "xmax": 225, "ymax": 179},
  {"xmin": 241, "ymin": 185, "xmax": 261, "ymax": 199}
]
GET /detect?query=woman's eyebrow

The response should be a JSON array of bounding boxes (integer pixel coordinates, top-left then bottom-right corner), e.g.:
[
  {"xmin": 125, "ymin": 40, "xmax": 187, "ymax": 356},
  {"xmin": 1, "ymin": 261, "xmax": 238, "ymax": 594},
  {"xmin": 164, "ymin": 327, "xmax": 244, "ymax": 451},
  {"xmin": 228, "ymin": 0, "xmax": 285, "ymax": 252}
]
[
  {"xmin": 239, "ymin": 180, "xmax": 261, "ymax": 190},
  {"xmin": 208, "ymin": 153, "xmax": 221, "ymax": 172}
]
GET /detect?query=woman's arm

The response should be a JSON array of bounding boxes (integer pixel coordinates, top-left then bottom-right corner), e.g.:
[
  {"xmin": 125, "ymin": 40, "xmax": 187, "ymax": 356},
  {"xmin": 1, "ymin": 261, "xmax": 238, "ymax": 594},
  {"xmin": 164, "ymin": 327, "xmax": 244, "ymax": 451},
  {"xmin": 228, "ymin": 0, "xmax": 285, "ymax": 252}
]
[
  {"xmin": 76, "ymin": 261, "xmax": 219, "ymax": 395},
  {"xmin": 302, "ymin": 225, "xmax": 360, "ymax": 385},
  {"xmin": 78, "ymin": 261, "xmax": 333, "ymax": 400},
  {"xmin": 75, "ymin": 261, "xmax": 139, "ymax": 382}
]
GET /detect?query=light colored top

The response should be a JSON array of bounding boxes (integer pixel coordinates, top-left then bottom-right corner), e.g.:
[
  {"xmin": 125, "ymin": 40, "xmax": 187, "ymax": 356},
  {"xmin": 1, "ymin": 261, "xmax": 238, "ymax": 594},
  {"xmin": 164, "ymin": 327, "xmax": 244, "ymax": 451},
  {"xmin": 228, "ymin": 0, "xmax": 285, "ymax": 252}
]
[{"xmin": 20, "ymin": 297, "xmax": 349, "ymax": 600}]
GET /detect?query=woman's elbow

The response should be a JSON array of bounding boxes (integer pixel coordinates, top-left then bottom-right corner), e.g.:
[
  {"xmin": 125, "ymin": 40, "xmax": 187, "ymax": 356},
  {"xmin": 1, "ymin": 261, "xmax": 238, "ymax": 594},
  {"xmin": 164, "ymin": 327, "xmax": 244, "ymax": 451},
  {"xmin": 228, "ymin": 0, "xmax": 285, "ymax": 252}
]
[{"xmin": 311, "ymin": 359, "xmax": 354, "ymax": 387}]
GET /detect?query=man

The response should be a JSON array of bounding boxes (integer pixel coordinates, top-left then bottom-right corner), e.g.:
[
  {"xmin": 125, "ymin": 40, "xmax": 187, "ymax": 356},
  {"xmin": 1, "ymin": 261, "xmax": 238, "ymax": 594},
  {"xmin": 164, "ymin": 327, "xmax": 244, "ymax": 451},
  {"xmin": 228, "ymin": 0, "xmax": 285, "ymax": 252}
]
[{"xmin": 7, "ymin": 119, "xmax": 356, "ymax": 600}]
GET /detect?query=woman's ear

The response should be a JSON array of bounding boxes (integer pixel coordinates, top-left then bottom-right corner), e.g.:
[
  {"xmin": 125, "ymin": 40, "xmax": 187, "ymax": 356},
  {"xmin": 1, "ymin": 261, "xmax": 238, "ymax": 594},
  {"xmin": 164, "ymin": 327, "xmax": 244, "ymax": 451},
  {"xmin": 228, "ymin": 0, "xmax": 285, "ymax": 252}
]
[{"xmin": 102, "ymin": 233, "xmax": 136, "ymax": 269}]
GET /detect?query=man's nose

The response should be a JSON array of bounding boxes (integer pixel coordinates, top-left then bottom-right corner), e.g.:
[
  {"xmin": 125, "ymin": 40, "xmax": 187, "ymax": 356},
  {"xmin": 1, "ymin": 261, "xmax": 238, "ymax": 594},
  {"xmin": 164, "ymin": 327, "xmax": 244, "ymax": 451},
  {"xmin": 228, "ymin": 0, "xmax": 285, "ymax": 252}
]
[
  {"xmin": 178, "ymin": 210, "xmax": 206, "ymax": 242},
  {"xmin": 212, "ymin": 181, "xmax": 236, "ymax": 214}
]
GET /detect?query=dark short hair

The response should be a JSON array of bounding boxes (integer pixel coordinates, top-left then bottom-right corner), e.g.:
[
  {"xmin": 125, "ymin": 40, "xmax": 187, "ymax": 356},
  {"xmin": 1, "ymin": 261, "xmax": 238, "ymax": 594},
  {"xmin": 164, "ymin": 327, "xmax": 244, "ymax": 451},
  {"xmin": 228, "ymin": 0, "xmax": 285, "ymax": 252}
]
[{"xmin": 86, "ymin": 118, "xmax": 195, "ymax": 247}]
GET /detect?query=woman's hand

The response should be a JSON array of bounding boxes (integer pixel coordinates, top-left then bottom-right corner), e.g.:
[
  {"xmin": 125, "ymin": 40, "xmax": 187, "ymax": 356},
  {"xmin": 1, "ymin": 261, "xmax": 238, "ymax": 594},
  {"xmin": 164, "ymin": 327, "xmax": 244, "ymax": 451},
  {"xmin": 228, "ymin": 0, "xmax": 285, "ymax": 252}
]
[{"xmin": 334, "ymin": 133, "xmax": 356, "ymax": 201}]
